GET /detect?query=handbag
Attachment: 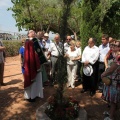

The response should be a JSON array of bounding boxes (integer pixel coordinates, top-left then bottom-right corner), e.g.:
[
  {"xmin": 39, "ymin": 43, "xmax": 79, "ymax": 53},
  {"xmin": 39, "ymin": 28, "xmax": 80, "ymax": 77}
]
[
  {"xmin": 102, "ymin": 77, "xmax": 112, "ymax": 86},
  {"xmin": 102, "ymin": 66, "xmax": 120, "ymax": 86}
]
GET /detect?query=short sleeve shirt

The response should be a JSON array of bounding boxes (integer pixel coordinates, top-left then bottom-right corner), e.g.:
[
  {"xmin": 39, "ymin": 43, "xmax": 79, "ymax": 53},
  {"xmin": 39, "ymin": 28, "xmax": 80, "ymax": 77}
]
[
  {"xmin": 19, "ymin": 46, "xmax": 25, "ymax": 63},
  {"xmin": 67, "ymin": 48, "xmax": 79, "ymax": 65}
]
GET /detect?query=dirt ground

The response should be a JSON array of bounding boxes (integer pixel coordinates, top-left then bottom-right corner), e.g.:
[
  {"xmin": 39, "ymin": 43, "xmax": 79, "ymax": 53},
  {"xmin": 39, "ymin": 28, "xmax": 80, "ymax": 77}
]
[{"xmin": 0, "ymin": 56, "xmax": 119, "ymax": 120}]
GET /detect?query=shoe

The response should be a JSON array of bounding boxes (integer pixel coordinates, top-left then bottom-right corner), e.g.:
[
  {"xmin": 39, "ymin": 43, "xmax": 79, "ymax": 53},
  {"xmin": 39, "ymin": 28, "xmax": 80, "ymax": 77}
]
[
  {"xmin": 90, "ymin": 91, "xmax": 95, "ymax": 97},
  {"xmin": 43, "ymin": 81, "xmax": 50, "ymax": 86},
  {"xmin": 103, "ymin": 111, "xmax": 110, "ymax": 117},
  {"xmin": 104, "ymin": 116, "xmax": 112, "ymax": 120},
  {"xmin": 25, "ymin": 98, "xmax": 35, "ymax": 102},
  {"xmin": 81, "ymin": 89, "xmax": 87, "ymax": 93},
  {"xmin": 30, "ymin": 98, "xmax": 36, "ymax": 102},
  {"xmin": 71, "ymin": 85, "xmax": 75, "ymax": 88},
  {"xmin": 0, "ymin": 83, "xmax": 6, "ymax": 86}
]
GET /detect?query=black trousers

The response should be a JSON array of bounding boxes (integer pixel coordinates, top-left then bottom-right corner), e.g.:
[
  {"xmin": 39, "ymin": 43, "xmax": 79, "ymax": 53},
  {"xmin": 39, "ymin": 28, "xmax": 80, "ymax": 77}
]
[
  {"xmin": 98, "ymin": 62, "xmax": 105, "ymax": 84},
  {"xmin": 76, "ymin": 61, "xmax": 82, "ymax": 79},
  {"xmin": 82, "ymin": 61, "xmax": 99, "ymax": 92}
]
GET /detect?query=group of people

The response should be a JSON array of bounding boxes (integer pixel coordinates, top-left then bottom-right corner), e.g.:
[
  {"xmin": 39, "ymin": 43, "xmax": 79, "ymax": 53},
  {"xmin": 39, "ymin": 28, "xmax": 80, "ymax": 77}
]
[
  {"xmin": 0, "ymin": 30, "xmax": 120, "ymax": 120},
  {"xmin": 80, "ymin": 35, "xmax": 120, "ymax": 120}
]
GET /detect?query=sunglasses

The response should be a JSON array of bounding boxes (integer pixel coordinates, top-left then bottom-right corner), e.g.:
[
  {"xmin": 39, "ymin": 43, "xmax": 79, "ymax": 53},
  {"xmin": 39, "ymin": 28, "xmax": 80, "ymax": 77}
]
[
  {"xmin": 110, "ymin": 44, "xmax": 120, "ymax": 47},
  {"xmin": 67, "ymin": 39, "xmax": 71, "ymax": 40}
]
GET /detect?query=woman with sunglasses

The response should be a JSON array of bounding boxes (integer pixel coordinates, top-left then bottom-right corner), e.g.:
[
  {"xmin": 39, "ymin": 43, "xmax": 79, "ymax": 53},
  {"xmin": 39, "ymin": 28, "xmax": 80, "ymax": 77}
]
[
  {"xmin": 101, "ymin": 41, "xmax": 120, "ymax": 120},
  {"xmin": 104, "ymin": 39, "xmax": 116, "ymax": 70}
]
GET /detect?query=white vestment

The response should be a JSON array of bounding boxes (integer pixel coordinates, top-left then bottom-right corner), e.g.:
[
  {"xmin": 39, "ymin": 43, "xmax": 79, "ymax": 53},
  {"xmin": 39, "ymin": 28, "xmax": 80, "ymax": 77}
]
[{"xmin": 24, "ymin": 72, "xmax": 43, "ymax": 99}]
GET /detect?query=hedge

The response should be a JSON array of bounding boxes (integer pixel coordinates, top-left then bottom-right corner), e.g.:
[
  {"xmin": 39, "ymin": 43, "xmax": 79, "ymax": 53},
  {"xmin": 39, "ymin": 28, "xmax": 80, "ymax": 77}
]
[{"xmin": 2, "ymin": 40, "xmax": 22, "ymax": 57}]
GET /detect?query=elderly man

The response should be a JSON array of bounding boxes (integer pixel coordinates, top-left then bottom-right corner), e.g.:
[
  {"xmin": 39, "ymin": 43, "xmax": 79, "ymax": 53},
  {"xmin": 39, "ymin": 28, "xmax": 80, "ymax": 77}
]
[
  {"xmin": 48, "ymin": 34, "xmax": 63, "ymax": 84},
  {"xmin": 81, "ymin": 38, "xmax": 99, "ymax": 96},
  {"xmin": 0, "ymin": 40, "xmax": 5, "ymax": 86},
  {"xmin": 24, "ymin": 30, "xmax": 47, "ymax": 102},
  {"xmin": 43, "ymin": 33, "xmax": 52, "ymax": 51},
  {"xmin": 36, "ymin": 31, "xmax": 45, "ymax": 50}
]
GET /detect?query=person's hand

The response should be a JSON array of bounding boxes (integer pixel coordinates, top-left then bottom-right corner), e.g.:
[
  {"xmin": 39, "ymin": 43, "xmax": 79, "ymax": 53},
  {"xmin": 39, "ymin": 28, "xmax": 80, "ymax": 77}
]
[
  {"xmin": 105, "ymin": 66, "xmax": 108, "ymax": 71},
  {"xmin": 65, "ymin": 53, "xmax": 69, "ymax": 58},
  {"xmin": 101, "ymin": 73, "xmax": 105, "ymax": 79},
  {"xmin": 71, "ymin": 58, "xmax": 76, "ymax": 61},
  {"xmin": 47, "ymin": 56, "xmax": 50, "ymax": 60},
  {"xmin": 84, "ymin": 61, "xmax": 89, "ymax": 66},
  {"xmin": 21, "ymin": 63, "xmax": 24, "ymax": 67}
]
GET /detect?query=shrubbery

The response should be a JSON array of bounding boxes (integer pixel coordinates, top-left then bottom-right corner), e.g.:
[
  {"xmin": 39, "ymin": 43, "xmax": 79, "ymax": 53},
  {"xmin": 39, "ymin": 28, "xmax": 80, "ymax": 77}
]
[{"xmin": 2, "ymin": 40, "xmax": 21, "ymax": 57}]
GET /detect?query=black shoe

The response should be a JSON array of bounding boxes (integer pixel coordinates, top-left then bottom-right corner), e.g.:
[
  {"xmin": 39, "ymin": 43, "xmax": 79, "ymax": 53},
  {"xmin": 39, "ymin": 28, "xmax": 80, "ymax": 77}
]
[
  {"xmin": 49, "ymin": 82, "xmax": 54, "ymax": 86},
  {"xmin": 30, "ymin": 98, "xmax": 35, "ymax": 102},
  {"xmin": 25, "ymin": 98, "xmax": 35, "ymax": 102},
  {"xmin": 81, "ymin": 89, "xmax": 87, "ymax": 93},
  {"xmin": 0, "ymin": 83, "xmax": 6, "ymax": 86},
  {"xmin": 90, "ymin": 91, "xmax": 95, "ymax": 97},
  {"xmin": 25, "ymin": 99, "xmax": 31, "ymax": 102}
]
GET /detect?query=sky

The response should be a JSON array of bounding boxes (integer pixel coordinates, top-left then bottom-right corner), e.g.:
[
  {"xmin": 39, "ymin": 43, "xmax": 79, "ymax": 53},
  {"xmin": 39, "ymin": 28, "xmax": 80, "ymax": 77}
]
[
  {"xmin": 0, "ymin": 0, "xmax": 55, "ymax": 38},
  {"xmin": 0, "ymin": 0, "xmax": 26, "ymax": 34}
]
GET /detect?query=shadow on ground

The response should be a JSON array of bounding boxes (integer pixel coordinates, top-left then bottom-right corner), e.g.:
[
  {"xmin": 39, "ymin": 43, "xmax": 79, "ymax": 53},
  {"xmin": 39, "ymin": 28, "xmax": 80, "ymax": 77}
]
[{"xmin": 0, "ymin": 80, "xmax": 120, "ymax": 120}]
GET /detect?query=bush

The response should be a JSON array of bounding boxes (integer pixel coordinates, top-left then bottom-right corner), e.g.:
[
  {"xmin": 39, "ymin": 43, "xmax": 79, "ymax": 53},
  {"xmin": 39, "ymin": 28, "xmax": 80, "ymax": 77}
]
[{"xmin": 2, "ymin": 40, "xmax": 21, "ymax": 57}]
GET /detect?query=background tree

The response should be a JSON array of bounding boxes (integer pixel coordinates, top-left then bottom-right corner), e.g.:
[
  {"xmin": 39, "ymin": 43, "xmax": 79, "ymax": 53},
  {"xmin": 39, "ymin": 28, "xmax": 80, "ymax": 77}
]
[
  {"xmin": 9, "ymin": 0, "xmax": 120, "ymax": 40},
  {"xmin": 80, "ymin": 0, "xmax": 119, "ymax": 50},
  {"xmin": 101, "ymin": 0, "xmax": 120, "ymax": 38}
]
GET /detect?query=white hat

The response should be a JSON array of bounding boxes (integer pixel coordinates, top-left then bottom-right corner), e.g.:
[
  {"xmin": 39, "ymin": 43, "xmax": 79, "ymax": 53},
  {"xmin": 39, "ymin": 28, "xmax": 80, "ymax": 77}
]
[
  {"xmin": 83, "ymin": 65, "xmax": 93, "ymax": 76},
  {"xmin": 44, "ymin": 33, "xmax": 49, "ymax": 37}
]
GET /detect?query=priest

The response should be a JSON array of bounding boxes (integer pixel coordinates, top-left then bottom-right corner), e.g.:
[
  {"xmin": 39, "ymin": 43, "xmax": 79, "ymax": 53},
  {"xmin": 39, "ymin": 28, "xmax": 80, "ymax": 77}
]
[{"xmin": 24, "ymin": 30, "xmax": 47, "ymax": 102}]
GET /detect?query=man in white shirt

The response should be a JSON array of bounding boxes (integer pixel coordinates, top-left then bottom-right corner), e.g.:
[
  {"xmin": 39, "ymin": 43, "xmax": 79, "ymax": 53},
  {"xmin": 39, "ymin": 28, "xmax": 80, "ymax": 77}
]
[
  {"xmin": 43, "ymin": 33, "xmax": 52, "ymax": 51},
  {"xmin": 81, "ymin": 38, "xmax": 99, "ymax": 96},
  {"xmin": 0, "ymin": 40, "xmax": 5, "ymax": 86},
  {"xmin": 98, "ymin": 34, "xmax": 110, "ymax": 91},
  {"xmin": 64, "ymin": 36, "xmax": 72, "ymax": 53},
  {"xmin": 42, "ymin": 33, "xmax": 52, "ymax": 85},
  {"xmin": 48, "ymin": 34, "xmax": 63, "ymax": 84}
]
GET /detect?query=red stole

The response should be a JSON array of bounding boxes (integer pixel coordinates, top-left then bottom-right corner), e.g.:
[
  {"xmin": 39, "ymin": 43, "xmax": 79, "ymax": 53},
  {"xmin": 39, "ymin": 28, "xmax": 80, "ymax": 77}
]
[{"xmin": 24, "ymin": 39, "xmax": 40, "ymax": 88}]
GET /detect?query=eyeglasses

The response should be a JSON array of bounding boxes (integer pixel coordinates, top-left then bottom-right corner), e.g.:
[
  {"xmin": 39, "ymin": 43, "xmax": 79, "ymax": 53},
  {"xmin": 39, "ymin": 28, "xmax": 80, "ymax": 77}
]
[
  {"xmin": 110, "ymin": 44, "xmax": 120, "ymax": 47},
  {"xmin": 102, "ymin": 38, "xmax": 106, "ymax": 40},
  {"xmin": 67, "ymin": 39, "xmax": 71, "ymax": 40},
  {"xmin": 22, "ymin": 42, "xmax": 25, "ymax": 43}
]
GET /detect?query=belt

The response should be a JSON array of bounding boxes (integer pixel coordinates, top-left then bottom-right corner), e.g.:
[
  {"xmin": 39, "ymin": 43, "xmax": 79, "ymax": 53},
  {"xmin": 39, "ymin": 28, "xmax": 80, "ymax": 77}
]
[
  {"xmin": 99, "ymin": 61, "xmax": 104, "ymax": 64},
  {"xmin": 51, "ymin": 55, "xmax": 58, "ymax": 58}
]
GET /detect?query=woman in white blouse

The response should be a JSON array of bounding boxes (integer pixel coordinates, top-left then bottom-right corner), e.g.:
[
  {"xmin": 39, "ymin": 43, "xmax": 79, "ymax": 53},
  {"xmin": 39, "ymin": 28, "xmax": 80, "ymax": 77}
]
[{"xmin": 65, "ymin": 40, "xmax": 81, "ymax": 88}]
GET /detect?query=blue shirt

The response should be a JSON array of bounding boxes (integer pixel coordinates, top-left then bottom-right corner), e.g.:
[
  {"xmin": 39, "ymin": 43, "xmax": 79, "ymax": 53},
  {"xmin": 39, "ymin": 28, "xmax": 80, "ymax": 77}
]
[{"xmin": 19, "ymin": 46, "xmax": 25, "ymax": 63}]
